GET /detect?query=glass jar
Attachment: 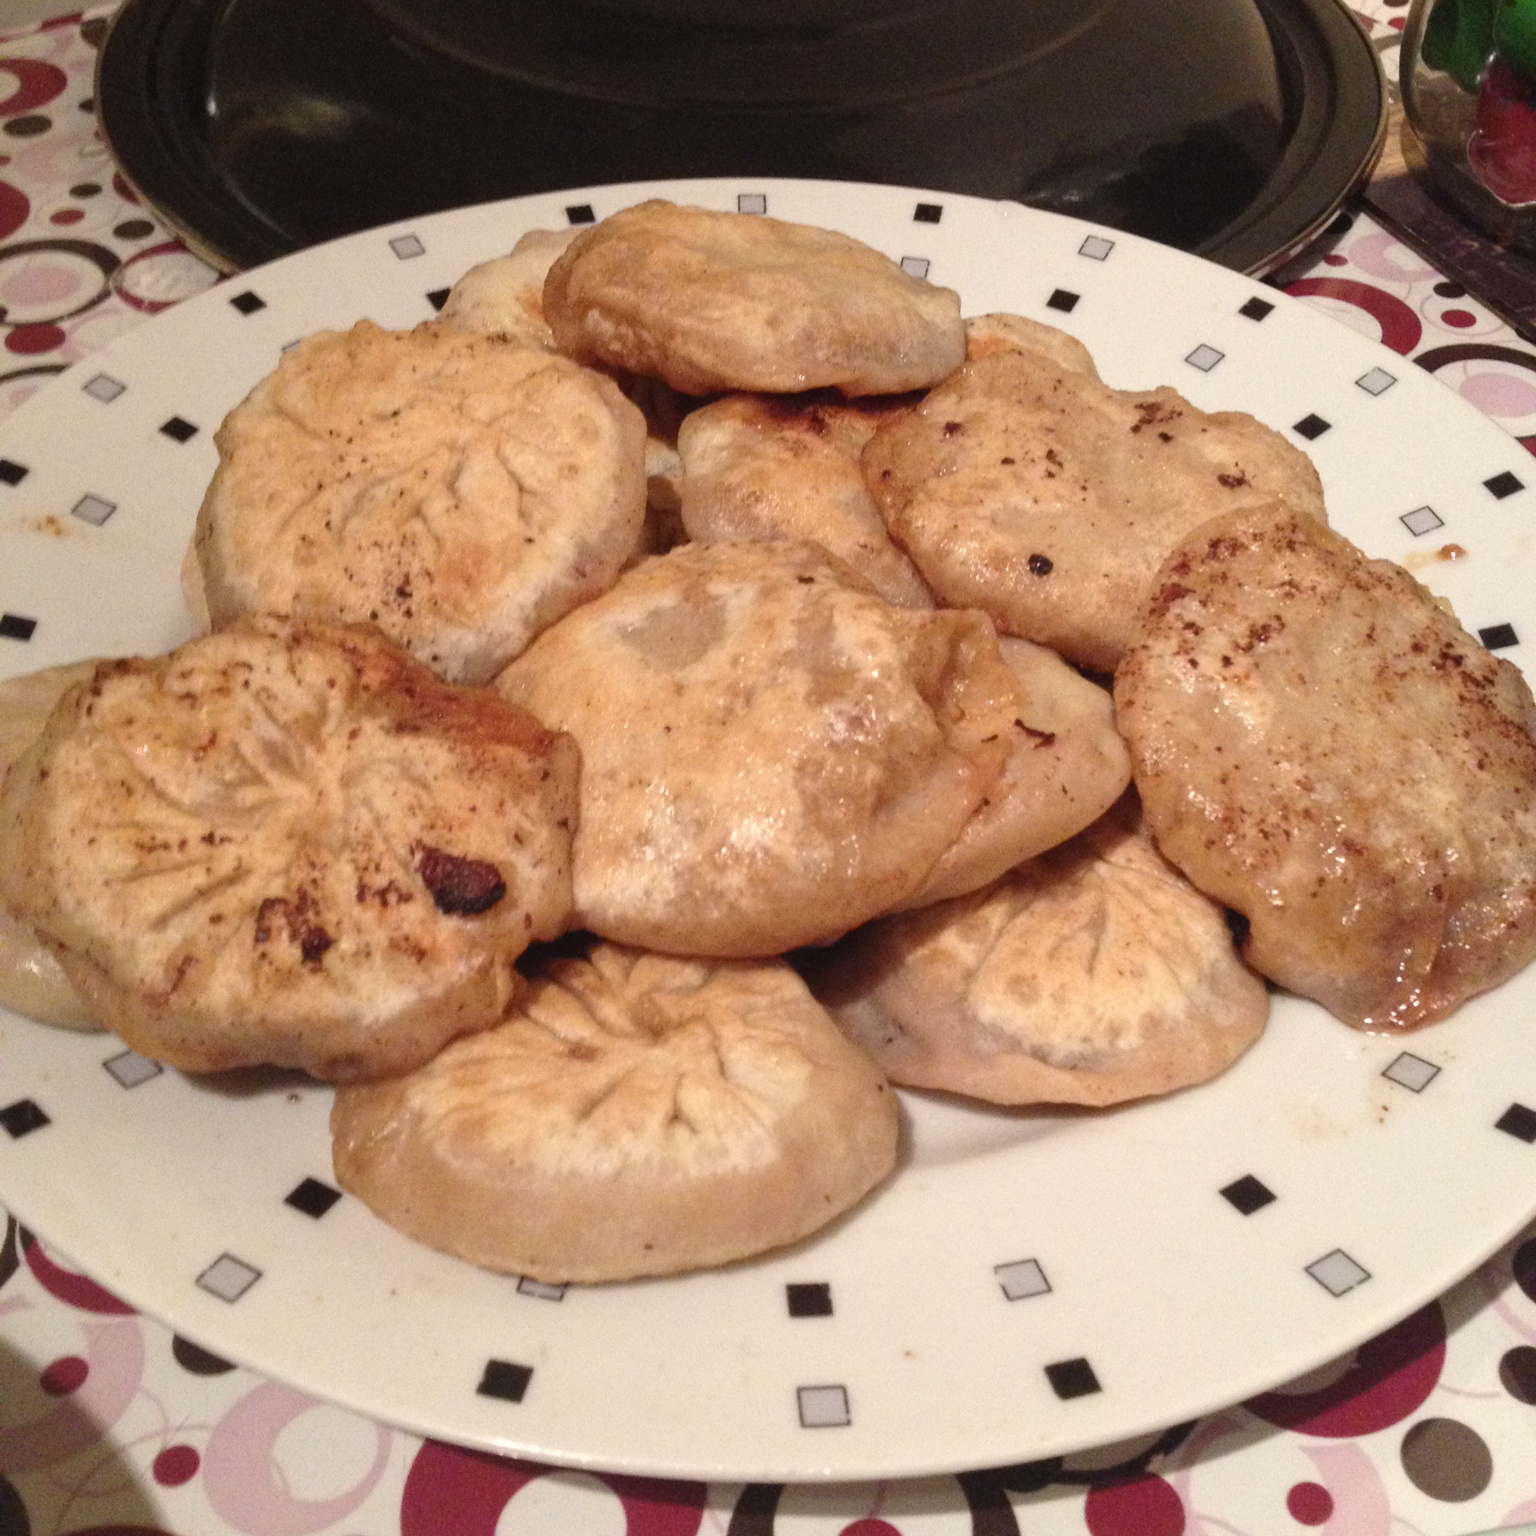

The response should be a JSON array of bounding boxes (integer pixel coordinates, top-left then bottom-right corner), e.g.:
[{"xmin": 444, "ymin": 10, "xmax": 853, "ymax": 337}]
[{"xmin": 1402, "ymin": 0, "xmax": 1536, "ymax": 247}]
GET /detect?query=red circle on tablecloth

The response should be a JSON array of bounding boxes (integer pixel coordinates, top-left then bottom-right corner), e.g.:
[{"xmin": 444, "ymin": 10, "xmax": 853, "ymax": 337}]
[
  {"xmin": 24, "ymin": 1233, "xmax": 136, "ymax": 1313},
  {"xmin": 0, "ymin": 178, "xmax": 28, "ymax": 241},
  {"xmin": 1245, "ymin": 1302, "xmax": 1445, "ymax": 1437},
  {"xmin": 0, "ymin": 60, "xmax": 66, "ymax": 117},
  {"xmin": 840, "ymin": 1523, "xmax": 901, "ymax": 1536},
  {"xmin": 151, "ymin": 1445, "xmax": 200, "ymax": 1487},
  {"xmin": 1083, "ymin": 1474, "xmax": 1185, "ymax": 1536},
  {"xmin": 1282, "ymin": 276, "xmax": 1423, "ymax": 355},
  {"xmin": 40, "ymin": 1354, "xmax": 88, "ymax": 1395},
  {"xmin": 6, "ymin": 322, "xmax": 66, "ymax": 355},
  {"xmin": 1286, "ymin": 1481, "xmax": 1335, "ymax": 1525},
  {"xmin": 401, "ymin": 1442, "xmax": 707, "ymax": 1536}
]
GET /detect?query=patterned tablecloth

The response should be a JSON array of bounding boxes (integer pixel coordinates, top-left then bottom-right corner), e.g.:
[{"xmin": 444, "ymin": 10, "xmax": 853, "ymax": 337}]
[{"xmin": 4, "ymin": 4, "xmax": 1536, "ymax": 1534}]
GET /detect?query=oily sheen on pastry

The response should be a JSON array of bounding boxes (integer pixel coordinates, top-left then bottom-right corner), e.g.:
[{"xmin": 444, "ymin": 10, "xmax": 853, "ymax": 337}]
[
  {"xmin": 1115, "ymin": 505, "xmax": 1536, "ymax": 1030},
  {"xmin": 0, "ymin": 617, "xmax": 578, "ymax": 1079},
  {"xmin": 331, "ymin": 942, "xmax": 898, "ymax": 1283},
  {"xmin": 192, "ymin": 320, "xmax": 648, "ymax": 684}
]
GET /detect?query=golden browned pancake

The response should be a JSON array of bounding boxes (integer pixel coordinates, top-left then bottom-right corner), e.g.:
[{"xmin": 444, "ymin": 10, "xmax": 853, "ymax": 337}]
[
  {"xmin": 542, "ymin": 200, "xmax": 966, "ymax": 396},
  {"xmin": 863, "ymin": 348, "xmax": 1326, "ymax": 672},
  {"xmin": 193, "ymin": 320, "xmax": 648, "ymax": 684},
  {"xmin": 0, "ymin": 617, "xmax": 579, "ymax": 1079},
  {"xmin": 1115, "ymin": 505, "xmax": 1536, "ymax": 1031},
  {"xmin": 331, "ymin": 942, "xmax": 898, "ymax": 1282},
  {"xmin": 677, "ymin": 390, "xmax": 932, "ymax": 608},
  {"xmin": 497, "ymin": 539, "xmax": 1020, "ymax": 956},
  {"xmin": 435, "ymin": 227, "xmax": 578, "ymax": 350},
  {"xmin": 0, "ymin": 661, "xmax": 101, "ymax": 1030},
  {"xmin": 804, "ymin": 795, "xmax": 1268, "ymax": 1106},
  {"xmin": 890, "ymin": 636, "xmax": 1131, "ymax": 909}
]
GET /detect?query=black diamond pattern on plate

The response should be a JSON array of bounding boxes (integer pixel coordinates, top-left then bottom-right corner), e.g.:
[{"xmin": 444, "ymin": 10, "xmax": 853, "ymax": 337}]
[
  {"xmin": 228, "ymin": 291, "xmax": 265, "ymax": 315},
  {"xmin": 914, "ymin": 202, "xmax": 942, "ymax": 224},
  {"xmin": 0, "ymin": 613, "xmax": 36, "ymax": 641},
  {"xmin": 1046, "ymin": 289, "xmax": 1079, "ymax": 314},
  {"xmin": 1239, "ymin": 297, "xmax": 1275, "ymax": 321},
  {"xmin": 1045, "ymin": 1357, "xmax": 1101, "ymax": 1399},
  {"xmin": 1220, "ymin": 1174, "xmax": 1276, "ymax": 1214},
  {"xmin": 478, "ymin": 1359, "xmax": 533, "ymax": 1401},
  {"xmin": 426, "ymin": 287, "xmax": 450, "ymax": 312},
  {"xmin": 1293, "ymin": 414, "xmax": 1331, "ymax": 440},
  {"xmin": 565, "ymin": 204, "xmax": 596, "ymax": 225},
  {"xmin": 285, "ymin": 1177, "xmax": 342, "ymax": 1218},
  {"xmin": 1486, "ymin": 471, "xmax": 1524, "ymax": 499},
  {"xmin": 0, "ymin": 457, "xmax": 27, "ymax": 485},
  {"xmin": 0, "ymin": 1099, "xmax": 48, "ymax": 1138},
  {"xmin": 787, "ymin": 1282, "xmax": 833, "ymax": 1317},
  {"xmin": 1497, "ymin": 1103, "xmax": 1536, "ymax": 1143},
  {"xmin": 159, "ymin": 416, "xmax": 198, "ymax": 443},
  {"xmin": 1480, "ymin": 623, "xmax": 1519, "ymax": 650}
]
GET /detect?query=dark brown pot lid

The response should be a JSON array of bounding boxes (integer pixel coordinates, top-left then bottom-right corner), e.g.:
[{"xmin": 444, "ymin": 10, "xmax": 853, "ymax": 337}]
[{"xmin": 94, "ymin": 0, "xmax": 1385, "ymax": 274}]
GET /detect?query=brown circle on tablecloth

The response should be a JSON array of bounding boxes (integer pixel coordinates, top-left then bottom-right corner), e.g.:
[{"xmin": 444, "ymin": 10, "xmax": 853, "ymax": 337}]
[
  {"xmin": 1399, "ymin": 1418, "xmax": 1493, "ymax": 1502},
  {"xmin": 1499, "ymin": 1344, "xmax": 1536, "ymax": 1405}
]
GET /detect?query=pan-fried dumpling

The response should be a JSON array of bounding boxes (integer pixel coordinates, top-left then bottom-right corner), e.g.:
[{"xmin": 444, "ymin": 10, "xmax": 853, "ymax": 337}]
[
  {"xmin": 0, "ymin": 617, "xmax": 578, "ymax": 1079},
  {"xmin": 192, "ymin": 320, "xmax": 647, "ymax": 684},
  {"xmin": 804, "ymin": 795, "xmax": 1268, "ymax": 1106},
  {"xmin": 890, "ymin": 637, "xmax": 1131, "ymax": 910},
  {"xmin": 542, "ymin": 199, "xmax": 966, "ymax": 396},
  {"xmin": 331, "ymin": 942, "xmax": 899, "ymax": 1282},
  {"xmin": 1115, "ymin": 505, "xmax": 1536, "ymax": 1031},
  {"xmin": 862, "ymin": 347, "xmax": 1326, "ymax": 672},
  {"xmin": 498, "ymin": 539, "xmax": 1020, "ymax": 955},
  {"xmin": 435, "ymin": 227, "xmax": 578, "ymax": 350},
  {"xmin": 677, "ymin": 389, "xmax": 933, "ymax": 608}
]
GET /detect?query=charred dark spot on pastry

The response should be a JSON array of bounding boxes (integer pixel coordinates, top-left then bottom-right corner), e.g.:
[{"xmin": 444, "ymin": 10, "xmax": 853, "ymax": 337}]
[
  {"xmin": 254, "ymin": 894, "xmax": 334, "ymax": 967},
  {"xmin": 1028, "ymin": 553, "xmax": 1054, "ymax": 576},
  {"xmin": 1015, "ymin": 720, "xmax": 1056, "ymax": 747},
  {"xmin": 1218, "ymin": 471, "xmax": 1249, "ymax": 488},
  {"xmin": 943, "ymin": 420, "xmax": 964, "ymax": 436},
  {"xmin": 1000, "ymin": 456, "xmax": 1015, "ymax": 465},
  {"xmin": 416, "ymin": 844, "xmax": 507, "ymax": 915}
]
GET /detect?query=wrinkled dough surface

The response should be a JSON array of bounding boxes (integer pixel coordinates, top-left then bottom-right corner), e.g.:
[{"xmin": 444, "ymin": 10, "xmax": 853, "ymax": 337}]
[
  {"xmin": 863, "ymin": 349, "xmax": 1326, "ymax": 672},
  {"xmin": 543, "ymin": 200, "xmax": 966, "ymax": 396},
  {"xmin": 498, "ymin": 540, "xmax": 1019, "ymax": 956},
  {"xmin": 0, "ymin": 617, "xmax": 578, "ymax": 1078},
  {"xmin": 193, "ymin": 320, "xmax": 648, "ymax": 684},
  {"xmin": 331, "ymin": 942, "xmax": 898, "ymax": 1282},
  {"xmin": 806, "ymin": 796, "xmax": 1268, "ymax": 1105},
  {"xmin": 0, "ymin": 660, "xmax": 101, "ymax": 1029},
  {"xmin": 1114, "ymin": 505, "xmax": 1536, "ymax": 1030},
  {"xmin": 436, "ymin": 227, "xmax": 578, "ymax": 350},
  {"xmin": 677, "ymin": 390, "xmax": 932, "ymax": 608},
  {"xmin": 891, "ymin": 637, "xmax": 1131, "ymax": 910}
]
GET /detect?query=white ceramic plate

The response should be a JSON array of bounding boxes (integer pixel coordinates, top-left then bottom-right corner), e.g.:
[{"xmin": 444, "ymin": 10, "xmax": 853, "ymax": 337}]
[{"xmin": 2, "ymin": 178, "xmax": 1536, "ymax": 1484}]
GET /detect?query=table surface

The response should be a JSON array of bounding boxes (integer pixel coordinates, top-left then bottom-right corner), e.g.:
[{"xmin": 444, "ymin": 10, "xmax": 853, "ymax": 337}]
[{"xmin": 4, "ymin": 4, "xmax": 1536, "ymax": 1534}]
